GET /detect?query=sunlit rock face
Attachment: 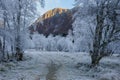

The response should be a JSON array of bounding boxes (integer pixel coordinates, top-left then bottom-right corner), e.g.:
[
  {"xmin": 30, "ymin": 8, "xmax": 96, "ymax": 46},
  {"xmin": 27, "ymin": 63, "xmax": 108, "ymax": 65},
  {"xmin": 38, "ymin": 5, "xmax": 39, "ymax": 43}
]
[
  {"xmin": 42, "ymin": 8, "xmax": 68, "ymax": 19},
  {"xmin": 30, "ymin": 8, "xmax": 74, "ymax": 36}
]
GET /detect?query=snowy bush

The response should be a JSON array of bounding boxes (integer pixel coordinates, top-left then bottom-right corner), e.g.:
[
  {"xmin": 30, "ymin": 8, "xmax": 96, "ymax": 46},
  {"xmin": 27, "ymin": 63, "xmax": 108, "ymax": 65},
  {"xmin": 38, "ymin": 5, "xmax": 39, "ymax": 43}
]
[{"xmin": 31, "ymin": 33, "xmax": 74, "ymax": 52}]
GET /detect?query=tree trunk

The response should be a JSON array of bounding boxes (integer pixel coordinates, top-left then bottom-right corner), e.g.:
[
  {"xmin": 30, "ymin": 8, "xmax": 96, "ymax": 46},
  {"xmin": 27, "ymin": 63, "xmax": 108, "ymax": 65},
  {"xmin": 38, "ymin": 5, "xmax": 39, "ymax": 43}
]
[
  {"xmin": 91, "ymin": 54, "xmax": 102, "ymax": 67},
  {"xmin": 91, "ymin": 4, "xmax": 105, "ymax": 67},
  {"xmin": 3, "ymin": 37, "xmax": 5, "ymax": 59},
  {"xmin": 15, "ymin": 0, "xmax": 23, "ymax": 61},
  {"xmin": 16, "ymin": 47, "xmax": 23, "ymax": 61}
]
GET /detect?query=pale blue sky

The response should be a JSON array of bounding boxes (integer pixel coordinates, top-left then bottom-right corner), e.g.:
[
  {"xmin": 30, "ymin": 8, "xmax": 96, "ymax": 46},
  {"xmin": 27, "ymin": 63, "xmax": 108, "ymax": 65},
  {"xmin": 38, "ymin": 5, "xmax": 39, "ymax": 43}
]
[{"xmin": 37, "ymin": 0, "xmax": 74, "ymax": 14}]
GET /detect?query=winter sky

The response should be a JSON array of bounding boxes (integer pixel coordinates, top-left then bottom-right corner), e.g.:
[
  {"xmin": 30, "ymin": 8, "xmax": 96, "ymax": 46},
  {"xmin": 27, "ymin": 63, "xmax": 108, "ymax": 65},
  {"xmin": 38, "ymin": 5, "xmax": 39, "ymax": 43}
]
[{"xmin": 37, "ymin": 0, "xmax": 74, "ymax": 14}]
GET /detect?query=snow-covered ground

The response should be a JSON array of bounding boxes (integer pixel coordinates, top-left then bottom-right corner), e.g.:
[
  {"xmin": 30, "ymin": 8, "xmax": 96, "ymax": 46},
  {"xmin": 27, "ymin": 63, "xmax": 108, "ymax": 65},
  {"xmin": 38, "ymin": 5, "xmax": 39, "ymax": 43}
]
[{"xmin": 0, "ymin": 50, "xmax": 120, "ymax": 80}]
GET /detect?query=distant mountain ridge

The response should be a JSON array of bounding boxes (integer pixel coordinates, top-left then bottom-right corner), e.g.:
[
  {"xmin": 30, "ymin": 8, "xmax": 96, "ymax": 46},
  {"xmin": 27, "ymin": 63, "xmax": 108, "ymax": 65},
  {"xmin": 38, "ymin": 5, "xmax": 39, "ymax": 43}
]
[{"xmin": 30, "ymin": 8, "xmax": 75, "ymax": 36}]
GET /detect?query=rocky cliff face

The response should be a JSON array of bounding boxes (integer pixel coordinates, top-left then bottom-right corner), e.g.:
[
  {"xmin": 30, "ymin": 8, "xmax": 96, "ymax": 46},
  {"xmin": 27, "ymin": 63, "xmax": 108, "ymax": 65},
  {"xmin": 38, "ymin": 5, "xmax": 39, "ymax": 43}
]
[
  {"xmin": 42, "ymin": 8, "xmax": 68, "ymax": 19},
  {"xmin": 30, "ymin": 8, "xmax": 73, "ymax": 36}
]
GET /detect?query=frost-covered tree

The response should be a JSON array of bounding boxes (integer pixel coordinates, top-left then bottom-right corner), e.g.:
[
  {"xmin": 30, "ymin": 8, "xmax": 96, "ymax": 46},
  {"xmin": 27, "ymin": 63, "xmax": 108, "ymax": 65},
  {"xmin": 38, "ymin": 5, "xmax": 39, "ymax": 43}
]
[
  {"xmin": 31, "ymin": 33, "xmax": 74, "ymax": 52},
  {"xmin": 91, "ymin": 0, "xmax": 120, "ymax": 66},
  {"xmin": 74, "ymin": 0, "xmax": 120, "ymax": 66},
  {"xmin": 73, "ymin": 0, "xmax": 96, "ymax": 52},
  {"xmin": 0, "ymin": 0, "xmax": 45, "ymax": 61}
]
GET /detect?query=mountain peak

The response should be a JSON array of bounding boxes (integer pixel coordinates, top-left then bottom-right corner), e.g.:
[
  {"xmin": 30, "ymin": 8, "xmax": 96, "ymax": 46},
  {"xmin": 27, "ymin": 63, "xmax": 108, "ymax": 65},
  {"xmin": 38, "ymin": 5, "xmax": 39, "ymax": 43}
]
[
  {"xmin": 42, "ymin": 8, "xmax": 68, "ymax": 19},
  {"xmin": 30, "ymin": 8, "xmax": 74, "ymax": 36}
]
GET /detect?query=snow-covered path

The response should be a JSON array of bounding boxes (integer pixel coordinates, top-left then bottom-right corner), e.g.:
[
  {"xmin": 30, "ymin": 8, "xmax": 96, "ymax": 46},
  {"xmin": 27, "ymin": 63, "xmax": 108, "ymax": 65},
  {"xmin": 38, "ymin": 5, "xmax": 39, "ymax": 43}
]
[{"xmin": 0, "ymin": 50, "xmax": 120, "ymax": 80}]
